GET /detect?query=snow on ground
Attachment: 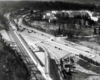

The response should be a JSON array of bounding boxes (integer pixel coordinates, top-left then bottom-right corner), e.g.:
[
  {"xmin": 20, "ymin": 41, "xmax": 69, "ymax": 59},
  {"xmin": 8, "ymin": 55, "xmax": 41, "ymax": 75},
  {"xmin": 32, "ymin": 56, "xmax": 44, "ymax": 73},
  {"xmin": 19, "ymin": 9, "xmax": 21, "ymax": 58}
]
[
  {"xmin": 19, "ymin": 30, "xmax": 38, "ymax": 43},
  {"xmin": 19, "ymin": 15, "xmax": 100, "ymax": 63},
  {"xmin": 18, "ymin": 17, "xmax": 51, "ymax": 39},
  {"xmin": 93, "ymin": 54, "xmax": 100, "ymax": 63},
  {"xmin": 57, "ymin": 37, "xmax": 100, "ymax": 58},
  {"xmin": 43, "ymin": 43, "xmax": 70, "ymax": 59},
  {"xmin": 59, "ymin": 37, "xmax": 93, "ymax": 52},
  {"xmin": 30, "ymin": 34, "xmax": 48, "ymax": 41},
  {"xmin": 35, "ymin": 52, "xmax": 45, "ymax": 66},
  {"xmin": 79, "ymin": 41, "xmax": 100, "ymax": 62},
  {"xmin": 19, "ymin": 30, "xmax": 47, "ymax": 63},
  {"xmin": 20, "ymin": 29, "xmax": 96, "ymax": 60},
  {"xmin": 21, "ymin": 33, "xmax": 35, "ymax": 45},
  {"xmin": 79, "ymin": 41, "xmax": 100, "ymax": 51},
  {"xmin": 57, "ymin": 39, "xmax": 98, "ymax": 55},
  {"xmin": 8, "ymin": 31, "xmax": 15, "ymax": 42},
  {"xmin": 20, "ymin": 29, "xmax": 49, "ymax": 43},
  {"xmin": 19, "ymin": 30, "xmax": 46, "ymax": 70},
  {"xmin": 55, "ymin": 39, "xmax": 91, "ymax": 52},
  {"xmin": 0, "ymin": 30, "xmax": 11, "ymax": 41},
  {"xmin": 19, "ymin": 31, "xmax": 40, "ymax": 51}
]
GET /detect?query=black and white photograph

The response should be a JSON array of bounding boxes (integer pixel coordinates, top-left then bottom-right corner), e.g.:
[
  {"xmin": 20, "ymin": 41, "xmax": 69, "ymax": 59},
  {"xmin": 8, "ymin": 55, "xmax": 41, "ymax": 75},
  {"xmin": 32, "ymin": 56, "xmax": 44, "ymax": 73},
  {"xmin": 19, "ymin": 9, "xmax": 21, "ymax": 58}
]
[{"xmin": 0, "ymin": 0, "xmax": 100, "ymax": 80}]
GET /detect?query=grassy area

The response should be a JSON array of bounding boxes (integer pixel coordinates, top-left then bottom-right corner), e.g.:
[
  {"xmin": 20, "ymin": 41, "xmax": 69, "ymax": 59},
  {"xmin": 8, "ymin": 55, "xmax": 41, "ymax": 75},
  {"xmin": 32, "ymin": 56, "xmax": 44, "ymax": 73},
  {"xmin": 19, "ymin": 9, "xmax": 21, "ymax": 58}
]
[
  {"xmin": 95, "ymin": 36, "xmax": 100, "ymax": 45},
  {"xmin": 77, "ymin": 58, "xmax": 100, "ymax": 74},
  {"xmin": 50, "ymin": 59, "xmax": 60, "ymax": 80},
  {"xmin": 72, "ymin": 70, "xmax": 92, "ymax": 80}
]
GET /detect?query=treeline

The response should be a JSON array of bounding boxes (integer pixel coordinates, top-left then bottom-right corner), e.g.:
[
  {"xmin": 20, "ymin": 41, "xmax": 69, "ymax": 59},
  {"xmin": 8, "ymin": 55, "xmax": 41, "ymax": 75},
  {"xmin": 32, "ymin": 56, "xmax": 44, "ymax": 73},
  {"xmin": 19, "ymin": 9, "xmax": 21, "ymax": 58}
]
[
  {"xmin": 1, "ymin": 1, "xmax": 98, "ymax": 12},
  {"xmin": 17, "ymin": 1, "xmax": 96, "ymax": 10},
  {"xmin": 20, "ymin": 1, "xmax": 97, "ymax": 11},
  {"xmin": 0, "ymin": 14, "xmax": 9, "ymax": 30},
  {"xmin": 79, "ymin": 54, "xmax": 100, "ymax": 66}
]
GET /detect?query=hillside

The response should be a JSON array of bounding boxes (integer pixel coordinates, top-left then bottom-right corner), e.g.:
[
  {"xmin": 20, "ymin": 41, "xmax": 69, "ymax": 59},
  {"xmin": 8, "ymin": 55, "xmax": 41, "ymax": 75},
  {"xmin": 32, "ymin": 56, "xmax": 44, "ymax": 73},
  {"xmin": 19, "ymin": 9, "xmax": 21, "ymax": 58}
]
[
  {"xmin": 2, "ymin": 0, "xmax": 100, "ymax": 4},
  {"xmin": 0, "ymin": 1, "xmax": 99, "ymax": 14}
]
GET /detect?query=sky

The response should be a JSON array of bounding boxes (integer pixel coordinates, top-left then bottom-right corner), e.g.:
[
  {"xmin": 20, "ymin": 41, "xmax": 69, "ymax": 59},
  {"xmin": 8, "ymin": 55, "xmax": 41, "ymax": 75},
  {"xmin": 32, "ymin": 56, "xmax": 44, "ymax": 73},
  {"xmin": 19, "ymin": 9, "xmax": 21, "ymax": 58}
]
[
  {"xmin": 0, "ymin": 0, "xmax": 55, "ymax": 1},
  {"xmin": 0, "ymin": 0, "xmax": 21, "ymax": 1},
  {"xmin": 0, "ymin": 0, "xmax": 50, "ymax": 1}
]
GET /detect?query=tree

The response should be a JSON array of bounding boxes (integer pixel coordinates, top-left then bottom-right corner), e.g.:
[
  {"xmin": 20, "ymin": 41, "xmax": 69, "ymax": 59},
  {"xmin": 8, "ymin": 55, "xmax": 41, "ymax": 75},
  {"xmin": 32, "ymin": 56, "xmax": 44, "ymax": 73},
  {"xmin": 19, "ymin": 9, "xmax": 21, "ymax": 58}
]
[
  {"xmin": 30, "ymin": 8, "xmax": 33, "ymax": 15},
  {"xmin": 67, "ymin": 31, "xmax": 74, "ymax": 39},
  {"xmin": 58, "ymin": 26, "xmax": 61, "ymax": 35},
  {"xmin": 94, "ymin": 28, "xmax": 97, "ymax": 34}
]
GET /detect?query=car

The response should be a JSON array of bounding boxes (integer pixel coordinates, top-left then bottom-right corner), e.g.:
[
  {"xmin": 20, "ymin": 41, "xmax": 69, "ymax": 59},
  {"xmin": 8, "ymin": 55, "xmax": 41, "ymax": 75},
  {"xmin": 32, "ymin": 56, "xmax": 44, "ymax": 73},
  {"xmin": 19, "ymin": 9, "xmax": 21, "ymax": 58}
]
[
  {"xmin": 75, "ymin": 54, "xmax": 78, "ymax": 56},
  {"xmin": 60, "ymin": 48, "xmax": 62, "ymax": 50},
  {"xmin": 86, "ymin": 51, "xmax": 90, "ymax": 53},
  {"xmin": 51, "ymin": 39, "xmax": 54, "ymax": 41},
  {"xmin": 41, "ymin": 34, "xmax": 44, "ymax": 36},
  {"xmin": 65, "ymin": 44, "xmax": 68, "ymax": 46},
  {"xmin": 58, "ymin": 48, "xmax": 62, "ymax": 50}
]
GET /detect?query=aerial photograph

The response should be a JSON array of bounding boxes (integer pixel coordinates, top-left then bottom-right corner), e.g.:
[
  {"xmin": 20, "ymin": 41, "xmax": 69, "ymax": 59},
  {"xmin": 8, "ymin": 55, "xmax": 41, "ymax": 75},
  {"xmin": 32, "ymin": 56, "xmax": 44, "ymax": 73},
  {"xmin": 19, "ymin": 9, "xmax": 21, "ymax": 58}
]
[{"xmin": 0, "ymin": 0, "xmax": 100, "ymax": 80}]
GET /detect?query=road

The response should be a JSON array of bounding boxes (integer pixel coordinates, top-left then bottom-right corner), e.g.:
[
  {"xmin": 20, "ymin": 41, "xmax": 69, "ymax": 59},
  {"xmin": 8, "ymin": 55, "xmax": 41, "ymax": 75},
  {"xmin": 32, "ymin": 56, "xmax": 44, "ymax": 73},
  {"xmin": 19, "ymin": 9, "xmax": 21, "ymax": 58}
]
[
  {"xmin": 37, "ymin": 43, "xmax": 51, "ymax": 77},
  {"xmin": 17, "ymin": 15, "xmax": 96, "ymax": 58},
  {"xmin": 45, "ymin": 40, "xmax": 95, "ymax": 58},
  {"xmin": 17, "ymin": 16, "xmax": 53, "ymax": 39},
  {"xmin": 5, "ymin": 11, "xmax": 100, "ymax": 80},
  {"xmin": 7, "ymin": 17, "xmax": 52, "ymax": 80}
]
